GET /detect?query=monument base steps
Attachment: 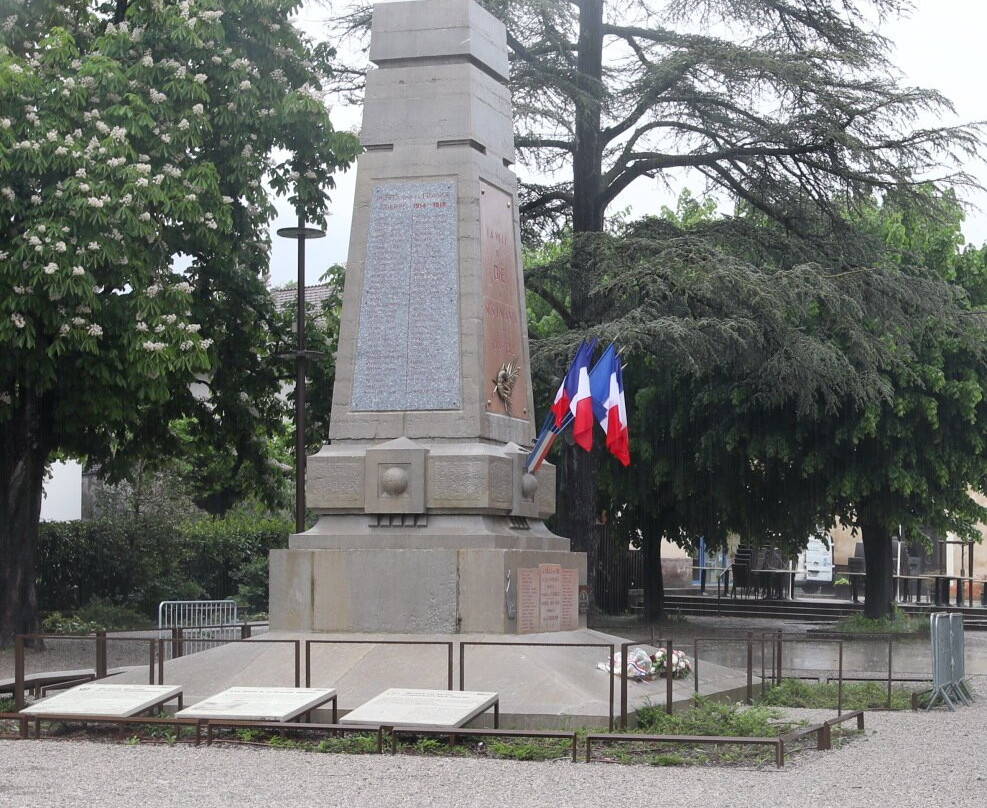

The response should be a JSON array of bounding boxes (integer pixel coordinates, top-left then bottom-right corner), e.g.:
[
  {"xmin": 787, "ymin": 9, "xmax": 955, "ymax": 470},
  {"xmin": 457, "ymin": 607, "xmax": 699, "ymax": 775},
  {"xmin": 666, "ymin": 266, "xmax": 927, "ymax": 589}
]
[{"xmin": 105, "ymin": 629, "xmax": 758, "ymax": 730}]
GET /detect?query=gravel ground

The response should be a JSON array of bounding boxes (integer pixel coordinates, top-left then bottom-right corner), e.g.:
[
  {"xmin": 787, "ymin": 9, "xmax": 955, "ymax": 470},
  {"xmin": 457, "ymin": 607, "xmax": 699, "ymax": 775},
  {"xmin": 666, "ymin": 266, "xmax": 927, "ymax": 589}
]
[{"xmin": 1, "ymin": 677, "xmax": 984, "ymax": 808}]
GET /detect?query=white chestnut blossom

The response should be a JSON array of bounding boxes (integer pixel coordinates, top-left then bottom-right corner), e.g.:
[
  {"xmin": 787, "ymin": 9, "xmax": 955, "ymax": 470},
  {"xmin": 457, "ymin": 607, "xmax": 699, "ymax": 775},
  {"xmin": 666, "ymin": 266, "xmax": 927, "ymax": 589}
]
[
  {"xmin": 11, "ymin": 313, "xmax": 26, "ymax": 328},
  {"xmin": 88, "ymin": 324, "xmax": 103, "ymax": 337}
]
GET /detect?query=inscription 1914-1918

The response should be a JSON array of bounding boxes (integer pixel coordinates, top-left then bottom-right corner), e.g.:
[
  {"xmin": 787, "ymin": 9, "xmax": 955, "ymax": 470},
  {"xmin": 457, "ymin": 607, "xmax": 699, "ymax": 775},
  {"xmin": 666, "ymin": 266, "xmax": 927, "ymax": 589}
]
[{"xmin": 352, "ymin": 180, "xmax": 461, "ymax": 412}]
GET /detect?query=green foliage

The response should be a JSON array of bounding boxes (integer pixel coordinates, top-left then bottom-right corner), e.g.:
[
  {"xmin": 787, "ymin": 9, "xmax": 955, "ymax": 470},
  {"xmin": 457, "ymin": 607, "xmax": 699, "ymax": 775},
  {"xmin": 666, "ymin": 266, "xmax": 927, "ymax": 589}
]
[
  {"xmin": 486, "ymin": 738, "xmax": 572, "ymax": 761},
  {"xmin": 314, "ymin": 734, "xmax": 380, "ymax": 754},
  {"xmin": 758, "ymin": 678, "xmax": 914, "ymax": 711},
  {"xmin": 266, "ymin": 734, "xmax": 308, "ymax": 750},
  {"xmin": 40, "ymin": 612, "xmax": 102, "ymax": 634},
  {"xmin": 74, "ymin": 599, "xmax": 151, "ymax": 631},
  {"xmin": 636, "ymin": 698, "xmax": 783, "ymax": 737},
  {"xmin": 36, "ymin": 513, "xmax": 290, "ymax": 616},
  {"xmin": 833, "ymin": 611, "xmax": 927, "ymax": 636},
  {"xmin": 41, "ymin": 599, "xmax": 149, "ymax": 633}
]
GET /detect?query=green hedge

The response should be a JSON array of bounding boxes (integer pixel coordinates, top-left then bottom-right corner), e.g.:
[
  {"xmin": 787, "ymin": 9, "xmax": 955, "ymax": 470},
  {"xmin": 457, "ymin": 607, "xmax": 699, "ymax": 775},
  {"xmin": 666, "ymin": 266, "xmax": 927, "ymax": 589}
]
[{"xmin": 37, "ymin": 514, "xmax": 292, "ymax": 618}]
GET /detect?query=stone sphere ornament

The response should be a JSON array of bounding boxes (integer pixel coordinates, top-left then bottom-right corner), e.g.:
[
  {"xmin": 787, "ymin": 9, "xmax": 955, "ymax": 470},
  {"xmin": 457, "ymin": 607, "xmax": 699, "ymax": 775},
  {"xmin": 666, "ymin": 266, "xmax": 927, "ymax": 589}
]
[{"xmin": 381, "ymin": 465, "xmax": 410, "ymax": 497}]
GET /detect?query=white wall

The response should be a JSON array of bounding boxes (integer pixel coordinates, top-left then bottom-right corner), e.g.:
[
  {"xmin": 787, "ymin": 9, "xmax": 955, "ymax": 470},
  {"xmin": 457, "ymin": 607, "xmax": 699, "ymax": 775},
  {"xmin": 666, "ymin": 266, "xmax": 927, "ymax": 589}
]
[{"xmin": 41, "ymin": 460, "xmax": 82, "ymax": 522}]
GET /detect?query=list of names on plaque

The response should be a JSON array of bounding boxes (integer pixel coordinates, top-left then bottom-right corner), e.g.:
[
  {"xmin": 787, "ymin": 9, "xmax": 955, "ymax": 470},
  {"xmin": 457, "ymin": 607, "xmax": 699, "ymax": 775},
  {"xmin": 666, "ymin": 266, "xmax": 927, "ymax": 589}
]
[
  {"xmin": 517, "ymin": 567, "xmax": 540, "ymax": 634},
  {"xmin": 352, "ymin": 180, "xmax": 461, "ymax": 412},
  {"xmin": 560, "ymin": 569, "xmax": 579, "ymax": 631},
  {"xmin": 538, "ymin": 564, "xmax": 562, "ymax": 632}
]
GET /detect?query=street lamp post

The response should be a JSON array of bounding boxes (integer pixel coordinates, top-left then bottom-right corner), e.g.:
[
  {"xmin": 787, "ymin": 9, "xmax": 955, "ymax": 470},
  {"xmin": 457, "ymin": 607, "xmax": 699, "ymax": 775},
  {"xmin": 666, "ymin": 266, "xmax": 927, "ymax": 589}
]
[{"xmin": 276, "ymin": 216, "xmax": 326, "ymax": 534}]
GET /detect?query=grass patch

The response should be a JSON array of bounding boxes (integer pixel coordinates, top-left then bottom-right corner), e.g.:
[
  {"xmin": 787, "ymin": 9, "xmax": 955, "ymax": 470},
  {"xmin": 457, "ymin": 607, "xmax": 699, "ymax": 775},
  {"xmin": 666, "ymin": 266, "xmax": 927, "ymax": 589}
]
[
  {"xmin": 486, "ymin": 737, "xmax": 572, "ymax": 761},
  {"xmin": 637, "ymin": 697, "xmax": 784, "ymax": 737},
  {"xmin": 314, "ymin": 734, "xmax": 380, "ymax": 754},
  {"xmin": 758, "ymin": 678, "xmax": 915, "ymax": 710},
  {"xmin": 833, "ymin": 610, "xmax": 927, "ymax": 636}
]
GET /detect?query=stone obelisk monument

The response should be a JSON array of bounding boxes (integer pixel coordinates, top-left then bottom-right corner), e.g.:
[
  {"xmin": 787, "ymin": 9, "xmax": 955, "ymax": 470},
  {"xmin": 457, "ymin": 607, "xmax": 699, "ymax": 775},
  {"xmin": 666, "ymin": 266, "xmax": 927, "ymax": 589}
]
[{"xmin": 270, "ymin": 0, "xmax": 586, "ymax": 634}]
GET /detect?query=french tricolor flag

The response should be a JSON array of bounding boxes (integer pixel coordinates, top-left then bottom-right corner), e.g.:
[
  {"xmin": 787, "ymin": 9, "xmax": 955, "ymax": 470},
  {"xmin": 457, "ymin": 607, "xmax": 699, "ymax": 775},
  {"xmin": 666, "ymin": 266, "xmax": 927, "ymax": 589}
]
[
  {"xmin": 569, "ymin": 342, "xmax": 595, "ymax": 451},
  {"xmin": 526, "ymin": 412, "xmax": 559, "ymax": 473},
  {"xmin": 550, "ymin": 340, "xmax": 593, "ymax": 428},
  {"xmin": 589, "ymin": 344, "xmax": 630, "ymax": 466},
  {"xmin": 602, "ymin": 352, "xmax": 630, "ymax": 465}
]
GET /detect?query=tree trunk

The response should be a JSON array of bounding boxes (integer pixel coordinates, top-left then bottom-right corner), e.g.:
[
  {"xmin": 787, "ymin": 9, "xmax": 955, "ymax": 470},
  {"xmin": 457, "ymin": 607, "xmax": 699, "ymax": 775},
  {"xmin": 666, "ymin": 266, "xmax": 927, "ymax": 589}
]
[
  {"xmin": 557, "ymin": 442, "xmax": 600, "ymax": 609},
  {"xmin": 0, "ymin": 396, "xmax": 49, "ymax": 647},
  {"xmin": 860, "ymin": 519, "xmax": 893, "ymax": 619},
  {"xmin": 642, "ymin": 521, "xmax": 665, "ymax": 623},
  {"xmin": 555, "ymin": 0, "xmax": 607, "ymax": 601}
]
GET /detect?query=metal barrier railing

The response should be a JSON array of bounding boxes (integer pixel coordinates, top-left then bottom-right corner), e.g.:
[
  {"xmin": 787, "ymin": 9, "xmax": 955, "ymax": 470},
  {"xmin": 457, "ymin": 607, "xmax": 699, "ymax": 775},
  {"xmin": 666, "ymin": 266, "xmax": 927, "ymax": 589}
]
[{"xmin": 11, "ymin": 629, "xmax": 934, "ymax": 725}]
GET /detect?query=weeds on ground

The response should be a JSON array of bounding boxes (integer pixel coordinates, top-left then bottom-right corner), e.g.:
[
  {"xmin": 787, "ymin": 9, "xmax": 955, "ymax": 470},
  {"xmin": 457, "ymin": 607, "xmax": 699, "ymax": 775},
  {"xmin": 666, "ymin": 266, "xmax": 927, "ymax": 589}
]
[
  {"xmin": 637, "ymin": 696, "xmax": 783, "ymax": 737},
  {"xmin": 758, "ymin": 678, "xmax": 915, "ymax": 710},
  {"xmin": 486, "ymin": 738, "xmax": 571, "ymax": 761},
  {"xmin": 833, "ymin": 609, "xmax": 927, "ymax": 636},
  {"xmin": 313, "ymin": 734, "xmax": 380, "ymax": 754}
]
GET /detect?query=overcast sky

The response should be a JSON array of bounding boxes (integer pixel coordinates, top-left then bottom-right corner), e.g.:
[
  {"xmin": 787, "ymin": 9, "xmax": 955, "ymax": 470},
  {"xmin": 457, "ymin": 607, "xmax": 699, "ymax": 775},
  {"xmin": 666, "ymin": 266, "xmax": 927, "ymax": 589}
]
[{"xmin": 267, "ymin": 1, "xmax": 987, "ymax": 288}]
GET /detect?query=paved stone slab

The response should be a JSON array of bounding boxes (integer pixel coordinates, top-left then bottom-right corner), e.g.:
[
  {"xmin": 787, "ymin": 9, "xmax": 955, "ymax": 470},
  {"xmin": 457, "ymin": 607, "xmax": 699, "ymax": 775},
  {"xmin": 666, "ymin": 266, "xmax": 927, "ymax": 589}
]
[
  {"xmin": 175, "ymin": 687, "xmax": 337, "ymax": 722},
  {"xmin": 341, "ymin": 687, "xmax": 497, "ymax": 727},
  {"xmin": 20, "ymin": 684, "xmax": 182, "ymax": 717}
]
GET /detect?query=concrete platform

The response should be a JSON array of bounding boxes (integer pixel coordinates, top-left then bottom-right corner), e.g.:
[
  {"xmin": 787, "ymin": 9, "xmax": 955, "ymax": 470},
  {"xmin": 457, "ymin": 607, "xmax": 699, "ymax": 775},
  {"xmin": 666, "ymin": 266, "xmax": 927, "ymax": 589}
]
[{"xmin": 107, "ymin": 629, "xmax": 757, "ymax": 729}]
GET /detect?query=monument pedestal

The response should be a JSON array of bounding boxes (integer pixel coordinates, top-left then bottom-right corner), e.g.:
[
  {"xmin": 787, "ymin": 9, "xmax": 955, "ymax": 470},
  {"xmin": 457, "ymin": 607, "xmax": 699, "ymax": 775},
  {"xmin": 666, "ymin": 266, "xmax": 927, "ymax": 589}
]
[
  {"xmin": 271, "ymin": 437, "xmax": 586, "ymax": 633},
  {"xmin": 271, "ymin": 542, "xmax": 585, "ymax": 634}
]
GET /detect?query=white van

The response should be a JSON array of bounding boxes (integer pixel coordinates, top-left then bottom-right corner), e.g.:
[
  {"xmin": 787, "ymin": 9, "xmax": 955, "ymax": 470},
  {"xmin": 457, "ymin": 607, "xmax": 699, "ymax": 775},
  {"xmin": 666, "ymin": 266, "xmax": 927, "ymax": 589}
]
[{"xmin": 795, "ymin": 537, "xmax": 834, "ymax": 592}]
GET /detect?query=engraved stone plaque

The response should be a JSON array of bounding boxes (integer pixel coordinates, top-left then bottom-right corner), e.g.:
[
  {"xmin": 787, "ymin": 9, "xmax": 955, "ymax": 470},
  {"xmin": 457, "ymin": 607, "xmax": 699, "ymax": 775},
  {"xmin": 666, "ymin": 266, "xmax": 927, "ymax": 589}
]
[
  {"xmin": 352, "ymin": 180, "xmax": 460, "ymax": 411},
  {"xmin": 176, "ymin": 687, "xmax": 336, "ymax": 723},
  {"xmin": 481, "ymin": 184, "xmax": 528, "ymax": 418},
  {"xmin": 517, "ymin": 566, "xmax": 540, "ymax": 634},
  {"xmin": 538, "ymin": 563, "xmax": 562, "ymax": 632},
  {"xmin": 20, "ymin": 684, "xmax": 183, "ymax": 717},
  {"xmin": 341, "ymin": 688, "xmax": 498, "ymax": 727},
  {"xmin": 560, "ymin": 568, "xmax": 580, "ymax": 631}
]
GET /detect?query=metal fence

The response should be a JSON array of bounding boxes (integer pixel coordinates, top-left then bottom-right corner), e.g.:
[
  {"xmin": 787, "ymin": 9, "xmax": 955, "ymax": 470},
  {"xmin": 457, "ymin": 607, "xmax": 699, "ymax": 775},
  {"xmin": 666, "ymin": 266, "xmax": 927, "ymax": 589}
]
[
  {"xmin": 157, "ymin": 600, "xmax": 238, "ymax": 656},
  {"xmin": 928, "ymin": 612, "xmax": 973, "ymax": 710}
]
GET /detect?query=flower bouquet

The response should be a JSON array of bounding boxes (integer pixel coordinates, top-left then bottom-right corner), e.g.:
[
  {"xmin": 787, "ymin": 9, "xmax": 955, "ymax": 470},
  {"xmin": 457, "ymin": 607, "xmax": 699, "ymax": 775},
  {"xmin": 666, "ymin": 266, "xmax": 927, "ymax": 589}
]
[{"xmin": 651, "ymin": 647, "xmax": 692, "ymax": 679}]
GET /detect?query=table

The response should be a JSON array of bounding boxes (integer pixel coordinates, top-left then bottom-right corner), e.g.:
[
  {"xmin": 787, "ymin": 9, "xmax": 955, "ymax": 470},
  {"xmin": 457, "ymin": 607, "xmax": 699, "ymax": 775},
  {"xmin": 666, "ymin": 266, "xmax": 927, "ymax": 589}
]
[{"xmin": 926, "ymin": 574, "xmax": 975, "ymax": 607}]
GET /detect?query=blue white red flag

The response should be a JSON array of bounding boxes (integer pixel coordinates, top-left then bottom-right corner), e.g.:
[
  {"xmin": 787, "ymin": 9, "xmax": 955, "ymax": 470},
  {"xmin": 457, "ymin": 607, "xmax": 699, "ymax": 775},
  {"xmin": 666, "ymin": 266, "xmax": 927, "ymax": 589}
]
[
  {"xmin": 570, "ymin": 341, "xmax": 595, "ymax": 451},
  {"xmin": 601, "ymin": 351, "xmax": 630, "ymax": 466},
  {"xmin": 589, "ymin": 343, "xmax": 617, "ymax": 423},
  {"xmin": 526, "ymin": 412, "xmax": 559, "ymax": 473},
  {"xmin": 550, "ymin": 340, "xmax": 593, "ymax": 428}
]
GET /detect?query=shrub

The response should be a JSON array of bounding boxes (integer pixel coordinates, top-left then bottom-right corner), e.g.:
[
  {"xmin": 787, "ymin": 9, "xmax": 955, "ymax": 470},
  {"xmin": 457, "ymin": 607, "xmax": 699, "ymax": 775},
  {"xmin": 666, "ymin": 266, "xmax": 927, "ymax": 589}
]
[{"xmin": 37, "ymin": 513, "xmax": 291, "ymax": 618}]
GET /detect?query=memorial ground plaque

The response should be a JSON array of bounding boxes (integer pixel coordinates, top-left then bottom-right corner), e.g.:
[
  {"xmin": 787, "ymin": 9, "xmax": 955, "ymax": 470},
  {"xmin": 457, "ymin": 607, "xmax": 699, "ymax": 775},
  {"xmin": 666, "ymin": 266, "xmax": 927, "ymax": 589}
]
[
  {"xmin": 352, "ymin": 180, "xmax": 460, "ymax": 412},
  {"xmin": 20, "ymin": 684, "xmax": 183, "ymax": 717},
  {"xmin": 176, "ymin": 687, "xmax": 337, "ymax": 723},
  {"xmin": 340, "ymin": 688, "xmax": 498, "ymax": 727}
]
